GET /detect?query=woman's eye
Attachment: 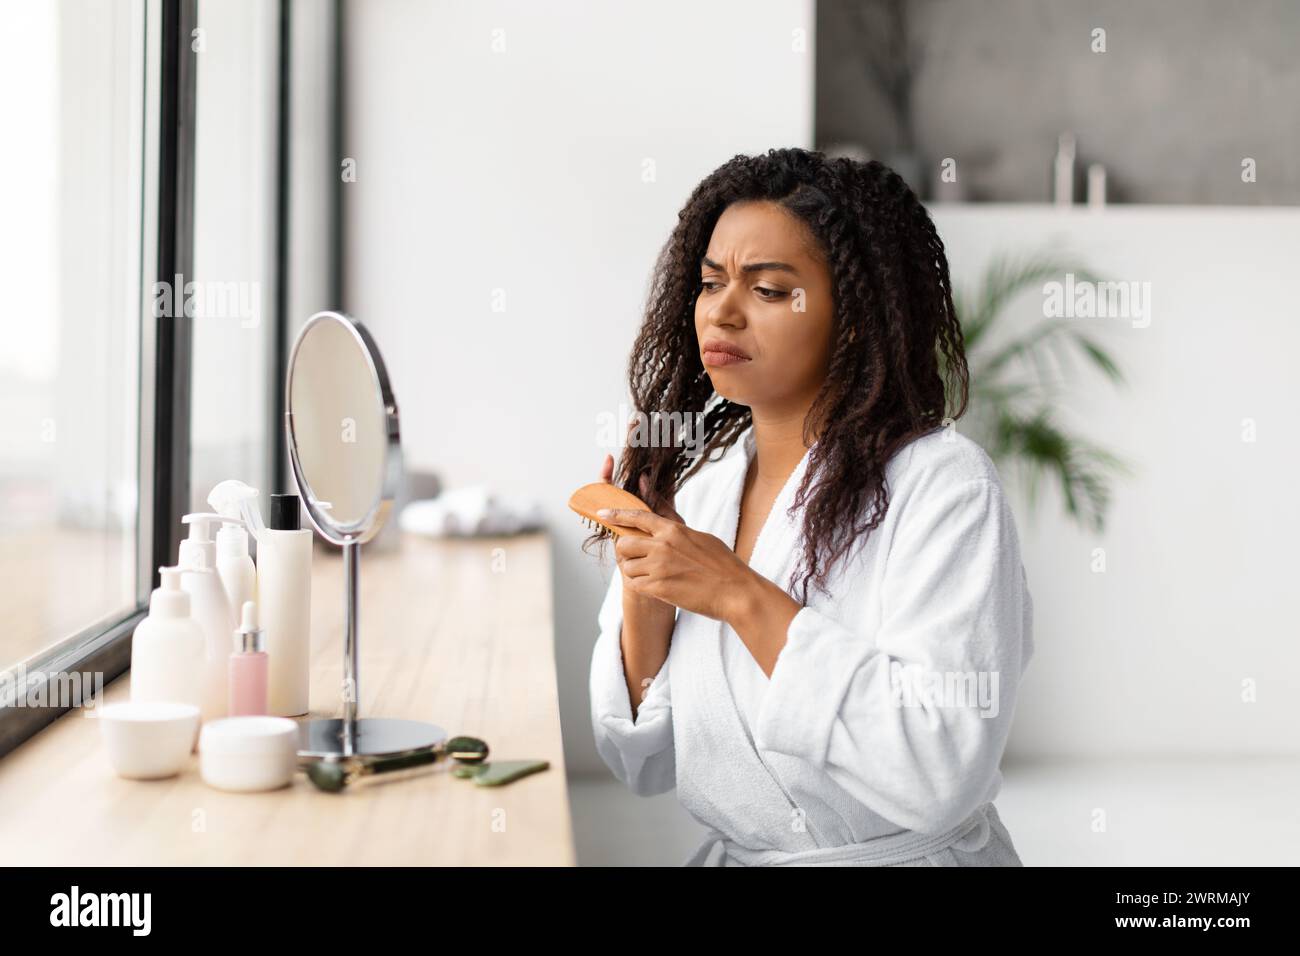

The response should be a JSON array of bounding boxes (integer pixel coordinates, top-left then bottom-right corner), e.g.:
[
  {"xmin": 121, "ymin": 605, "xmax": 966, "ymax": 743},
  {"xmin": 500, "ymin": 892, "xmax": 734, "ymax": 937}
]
[
  {"xmin": 700, "ymin": 280, "xmax": 722, "ymax": 293},
  {"xmin": 755, "ymin": 286, "xmax": 787, "ymax": 300}
]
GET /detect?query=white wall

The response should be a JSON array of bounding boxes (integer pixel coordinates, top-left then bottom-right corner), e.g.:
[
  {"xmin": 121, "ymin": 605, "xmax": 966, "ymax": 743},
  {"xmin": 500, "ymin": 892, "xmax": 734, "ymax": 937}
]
[
  {"xmin": 345, "ymin": 3, "xmax": 1296, "ymax": 770},
  {"xmin": 343, "ymin": 0, "xmax": 815, "ymax": 775},
  {"xmin": 933, "ymin": 204, "xmax": 1300, "ymax": 757}
]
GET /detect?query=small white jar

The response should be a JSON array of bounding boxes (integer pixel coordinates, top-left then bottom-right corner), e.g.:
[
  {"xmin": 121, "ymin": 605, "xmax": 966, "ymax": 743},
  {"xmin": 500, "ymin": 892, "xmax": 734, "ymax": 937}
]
[
  {"xmin": 100, "ymin": 701, "xmax": 200, "ymax": 779},
  {"xmin": 199, "ymin": 716, "xmax": 299, "ymax": 792}
]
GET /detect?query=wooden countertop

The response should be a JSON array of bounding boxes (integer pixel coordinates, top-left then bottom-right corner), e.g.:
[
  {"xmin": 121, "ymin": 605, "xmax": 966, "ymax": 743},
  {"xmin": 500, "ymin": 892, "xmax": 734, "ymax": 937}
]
[{"xmin": 0, "ymin": 532, "xmax": 574, "ymax": 866}]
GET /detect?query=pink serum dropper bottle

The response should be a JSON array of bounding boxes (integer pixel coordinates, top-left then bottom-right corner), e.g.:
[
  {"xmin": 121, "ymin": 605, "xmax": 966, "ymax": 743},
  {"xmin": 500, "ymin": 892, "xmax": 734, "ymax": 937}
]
[{"xmin": 228, "ymin": 600, "xmax": 269, "ymax": 716}]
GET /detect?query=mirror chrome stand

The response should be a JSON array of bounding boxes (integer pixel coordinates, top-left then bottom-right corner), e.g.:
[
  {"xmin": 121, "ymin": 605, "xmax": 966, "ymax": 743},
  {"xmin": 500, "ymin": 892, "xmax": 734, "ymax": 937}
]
[
  {"xmin": 288, "ymin": 310, "xmax": 447, "ymax": 762},
  {"xmin": 344, "ymin": 538, "xmax": 359, "ymax": 728}
]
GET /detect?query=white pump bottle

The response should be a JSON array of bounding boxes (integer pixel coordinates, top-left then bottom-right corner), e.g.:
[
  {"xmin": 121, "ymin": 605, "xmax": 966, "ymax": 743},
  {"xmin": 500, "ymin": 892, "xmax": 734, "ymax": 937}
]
[{"xmin": 130, "ymin": 566, "xmax": 206, "ymax": 712}]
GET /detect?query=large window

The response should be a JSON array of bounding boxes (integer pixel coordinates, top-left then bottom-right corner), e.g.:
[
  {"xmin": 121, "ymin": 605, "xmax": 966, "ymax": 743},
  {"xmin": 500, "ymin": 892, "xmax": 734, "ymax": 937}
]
[
  {"xmin": 0, "ymin": 0, "xmax": 150, "ymax": 674},
  {"xmin": 189, "ymin": 0, "xmax": 281, "ymax": 511},
  {"xmin": 0, "ymin": 0, "xmax": 333, "ymax": 758}
]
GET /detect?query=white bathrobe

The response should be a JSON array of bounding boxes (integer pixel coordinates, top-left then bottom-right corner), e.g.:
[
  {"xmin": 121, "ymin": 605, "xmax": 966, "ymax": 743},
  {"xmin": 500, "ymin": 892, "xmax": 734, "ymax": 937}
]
[{"xmin": 589, "ymin": 424, "xmax": 1034, "ymax": 866}]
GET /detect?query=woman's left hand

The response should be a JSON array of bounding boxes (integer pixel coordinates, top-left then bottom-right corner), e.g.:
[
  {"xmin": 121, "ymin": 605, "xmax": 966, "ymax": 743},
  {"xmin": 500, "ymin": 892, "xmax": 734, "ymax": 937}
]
[
  {"xmin": 602, "ymin": 506, "xmax": 804, "ymax": 675},
  {"xmin": 601, "ymin": 507, "xmax": 755, "ymax": 623}
]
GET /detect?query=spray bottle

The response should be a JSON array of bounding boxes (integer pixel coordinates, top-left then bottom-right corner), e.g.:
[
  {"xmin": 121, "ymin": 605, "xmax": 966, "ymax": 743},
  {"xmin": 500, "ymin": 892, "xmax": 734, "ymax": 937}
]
[
  {"xmin": 214, "ymin": 514, "xmax": 256, "ymax": 618},
  {"xmin": 208, "ymin": 482, "xmax": 260, "ymax": 622},
  {"xmin": 178, "ymin": 513, "xmax": 236, "ymax": 722}
]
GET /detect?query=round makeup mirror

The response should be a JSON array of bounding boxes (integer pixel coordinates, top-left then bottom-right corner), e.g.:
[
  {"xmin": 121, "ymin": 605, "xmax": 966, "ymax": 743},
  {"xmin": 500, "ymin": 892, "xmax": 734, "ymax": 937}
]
[{"xmin": 285, "ymin": 310, "xmax": 446, "ymax": 760}]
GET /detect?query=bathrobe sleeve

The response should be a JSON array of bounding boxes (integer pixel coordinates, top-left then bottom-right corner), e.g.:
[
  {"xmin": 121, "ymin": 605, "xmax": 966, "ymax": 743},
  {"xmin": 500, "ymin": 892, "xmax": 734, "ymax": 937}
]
[
  {"xmin": 752, "ymin": 473, "xmax": 1032, "ymax": 836},
  {"xmin": 589, "ymin": 565, "xmax": 676, "ymax": 796}
]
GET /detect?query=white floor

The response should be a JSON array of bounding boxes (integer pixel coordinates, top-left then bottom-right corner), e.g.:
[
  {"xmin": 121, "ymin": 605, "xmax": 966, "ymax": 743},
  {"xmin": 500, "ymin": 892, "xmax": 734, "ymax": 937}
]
[{"xmin": 569, "ymin": 756, "xmax": 1300, "ymax": 866}]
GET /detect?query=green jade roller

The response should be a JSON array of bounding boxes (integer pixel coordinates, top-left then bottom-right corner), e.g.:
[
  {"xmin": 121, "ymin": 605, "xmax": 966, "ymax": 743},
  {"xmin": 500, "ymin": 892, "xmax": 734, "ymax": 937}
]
[{"xmin": 307, "ymin": 735, "xmax": 490, "ymax": 793}]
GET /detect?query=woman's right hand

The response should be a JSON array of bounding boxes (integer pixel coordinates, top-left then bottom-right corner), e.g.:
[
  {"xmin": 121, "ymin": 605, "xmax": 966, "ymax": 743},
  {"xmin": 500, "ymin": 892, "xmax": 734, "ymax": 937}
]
[
  {"xmin": 598, "ymin": 454, "xmax": 683, "ymax": 596},
  {"xmin": 600, "ymin": 454, "xmax": 677, "ymax": 716},
  {"xmin": 598, "ymin": 452, "xmax": 685, "ymax": 522}
]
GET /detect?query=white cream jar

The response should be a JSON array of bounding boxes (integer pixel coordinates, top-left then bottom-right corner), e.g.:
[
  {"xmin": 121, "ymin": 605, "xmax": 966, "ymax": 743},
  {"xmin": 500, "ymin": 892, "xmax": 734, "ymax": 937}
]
[{"xmin": 199, "ymin": 716, "xmax": 299, "ymax": 792}]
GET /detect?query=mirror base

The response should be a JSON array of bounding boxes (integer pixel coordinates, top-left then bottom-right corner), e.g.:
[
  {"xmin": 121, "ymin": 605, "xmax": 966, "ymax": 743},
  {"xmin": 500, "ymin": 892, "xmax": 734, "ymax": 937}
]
[{"xmin": 297, "ymin": 717, "xmax": 448, "ymax": 761}]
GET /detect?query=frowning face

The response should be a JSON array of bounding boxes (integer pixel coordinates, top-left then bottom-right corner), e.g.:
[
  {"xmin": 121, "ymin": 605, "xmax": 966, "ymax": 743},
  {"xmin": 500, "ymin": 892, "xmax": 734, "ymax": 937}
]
[{"xmin": 694, "ymin": 200, "xmax": 835, "ymax": 416}]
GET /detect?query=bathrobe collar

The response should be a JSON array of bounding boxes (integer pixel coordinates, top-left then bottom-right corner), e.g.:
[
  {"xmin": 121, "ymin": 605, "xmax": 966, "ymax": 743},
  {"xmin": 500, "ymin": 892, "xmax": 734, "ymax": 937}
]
[
  {"xmin": 708, "ymin": 425, "xmax": 816, "ymax": 590},
  {"xmin": 670, "ymin": 425, "xmax": 825, "ymax": 850}
]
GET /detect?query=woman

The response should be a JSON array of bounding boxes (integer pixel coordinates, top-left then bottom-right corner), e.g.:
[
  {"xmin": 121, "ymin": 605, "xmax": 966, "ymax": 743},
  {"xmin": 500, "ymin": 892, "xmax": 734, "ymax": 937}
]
[{"xmin": 587, "ymin": 148, "xmax": 1033, "ymax": 866}]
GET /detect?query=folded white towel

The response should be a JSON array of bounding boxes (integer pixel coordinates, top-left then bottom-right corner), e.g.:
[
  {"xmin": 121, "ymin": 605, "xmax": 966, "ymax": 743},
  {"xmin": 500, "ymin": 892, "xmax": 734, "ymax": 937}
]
[{"xmin": 399, "ymin": 486, "xmax": 543, "ymax": 538}]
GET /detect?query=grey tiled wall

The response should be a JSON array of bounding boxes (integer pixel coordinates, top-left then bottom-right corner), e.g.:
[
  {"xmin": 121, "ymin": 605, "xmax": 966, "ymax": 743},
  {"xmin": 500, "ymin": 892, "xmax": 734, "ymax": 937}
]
[{"xmin": 816, "ymin": 0, "xmax": 1300, "ymax": 204}]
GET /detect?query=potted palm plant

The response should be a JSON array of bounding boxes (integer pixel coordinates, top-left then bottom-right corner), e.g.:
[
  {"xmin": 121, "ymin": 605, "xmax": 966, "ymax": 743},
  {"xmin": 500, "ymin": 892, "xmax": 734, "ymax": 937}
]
[{"xmin": 948, "ymin": 254, "xmax": 1129, "ymax": 532}]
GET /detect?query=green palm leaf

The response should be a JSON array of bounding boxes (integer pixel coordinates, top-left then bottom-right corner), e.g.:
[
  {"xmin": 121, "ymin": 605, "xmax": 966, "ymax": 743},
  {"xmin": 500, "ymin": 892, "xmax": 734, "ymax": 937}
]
[{"xmin": 946, "ymin": 253, "xmax": 1130, "ymax": 531}]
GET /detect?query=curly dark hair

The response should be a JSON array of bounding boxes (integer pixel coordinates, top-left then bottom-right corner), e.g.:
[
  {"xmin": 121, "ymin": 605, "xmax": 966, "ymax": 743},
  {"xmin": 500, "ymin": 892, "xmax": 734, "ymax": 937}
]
[{"xmin": 607, "ymin": 147, "xmax": 969, "ymax": 602}]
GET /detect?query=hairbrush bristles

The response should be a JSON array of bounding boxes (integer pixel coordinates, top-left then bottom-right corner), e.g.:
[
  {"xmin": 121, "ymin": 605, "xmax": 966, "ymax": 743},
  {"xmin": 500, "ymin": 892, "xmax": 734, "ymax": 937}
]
[{"xmin": 568, "ymin": 482, "xmax": 652, "ymax": 538}]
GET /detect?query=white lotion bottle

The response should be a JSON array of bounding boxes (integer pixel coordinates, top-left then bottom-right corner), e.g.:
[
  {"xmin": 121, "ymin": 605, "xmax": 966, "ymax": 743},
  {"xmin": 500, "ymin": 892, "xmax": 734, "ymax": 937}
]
[
  {"xmin": 215, "ymin": 516, "xmax": 256, "ymax": 614},
  {"xmin": 131, "ymin": 567, "xmax": 206, "ymax": 749},
  {"xmin": 179, "ymin": 512, "xmax": 236, "ymax": 722},
  {"xmin": 259, "ymin": 493, "xmax": 312, "ymax": 716}
]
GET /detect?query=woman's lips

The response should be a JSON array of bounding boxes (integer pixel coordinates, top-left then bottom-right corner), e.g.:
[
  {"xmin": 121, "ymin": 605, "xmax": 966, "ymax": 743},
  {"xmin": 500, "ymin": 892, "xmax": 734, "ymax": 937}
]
[
  {"xmin": 701, "ymin": 339, "xmax": 752, "ymax": 368},
  {"xmin": 702, "ymin": 350, "xmax": 751, "ymax": 367}
]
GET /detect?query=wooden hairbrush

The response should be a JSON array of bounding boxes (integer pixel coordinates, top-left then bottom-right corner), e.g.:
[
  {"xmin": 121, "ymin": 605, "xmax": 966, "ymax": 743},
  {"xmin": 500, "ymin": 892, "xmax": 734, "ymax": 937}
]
[{"xmin": 568, "ymin": 482, "xmax": 652, "ymax": 538}]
